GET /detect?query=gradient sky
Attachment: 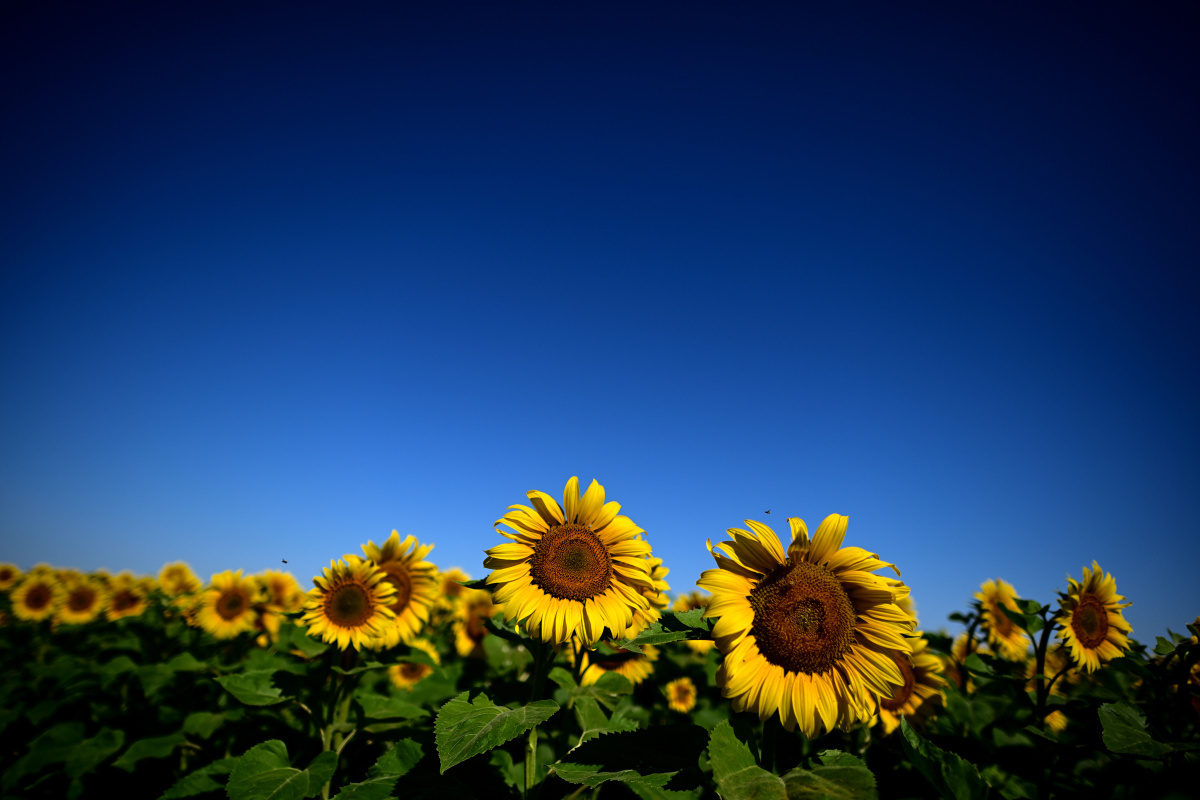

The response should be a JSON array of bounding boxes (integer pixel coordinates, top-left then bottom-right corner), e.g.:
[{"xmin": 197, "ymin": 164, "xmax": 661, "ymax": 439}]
[{"xmin": 2, "ymin": 1, "xmax": 1197, "ymax": 640}]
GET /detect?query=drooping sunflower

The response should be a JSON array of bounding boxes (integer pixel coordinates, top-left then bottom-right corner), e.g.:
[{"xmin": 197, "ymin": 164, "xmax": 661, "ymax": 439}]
[
  {"xmin": 974, "ymin": 579, "xmax": 1031, "ymax": 661},
  {"xmin": 106, "ymin": 573, "xmax": 152, "ymax": 621},
  {"xmin": 12, "ymin": 573, "xmax": 62, "ymax": 622},
  {"xmin": 874, "ymin": 634, "xmax": 946, "ymax": 735},
  {"xmin": 698, "ymin": 514, "xmax": 915, "ymax": 737},
  {"xmin": 194, "ymin": 570, "xmax": 262, "ymax": 639},
  {"xmin": 1057, "ymin": 561, "xmax": 1132, "ymax": 673},
  {"xmin": 0, "ymin": 563, "xmax": 23, "ymax": 591},
  {"xmin": 388, "ymin": 639, "xmax": 441, "ymax": 689},
  {"xmin": 673, "ymin": 592, "xmax": 717, "ymax": 655},
  {"xmin": 576, "ymin": 642, "xmax": 660, "ymax": 687},
  {"xmin": 454, "ymin": 587, "xmax": 502, "ymax": 658},
  {"xmin": 359, "ymin": 531, "xmax": 439, "ymax": 648},
  {"xmin": 485, "ymin": 477, "xmax": 655, "ymax": 647},
  {"xmin": 159, "ymin": 562, "xmax": 202, "ymax": 596},
  {"xmin": 301, "ymin": 556, "xmax": 397, "ymax": 650},
  {"xmin": 258, "ymin": 570, "xmax": 305, "ymax": 613},
  {"xmin": 55, "ymin": 575, "xmax": 109, "ymax": 625},
  {"xmin": 665, "ymin": 677, "xmax": 698, "ymax": 713}
]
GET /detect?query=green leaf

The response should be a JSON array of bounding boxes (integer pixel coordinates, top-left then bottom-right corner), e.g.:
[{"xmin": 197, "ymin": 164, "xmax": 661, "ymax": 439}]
[
  {"xmin": 226, "ymin": 740, "xmax": 336, "ymax": 800},
  {"xmin": 434, "ymin": 691, "xmax": 560, "ymax": 773},
  {"xmin": 548, "ymin": 667, "xmax": 578, "ymax": 691},
  {"xmin": 138, "ymin": 664, "xmax": 177, "ymax": 698},
  {"xmin": 813, "ymin": 751, "xmax": 866, "ymax": 768},
  {"xmin": 165, "ymin": 652, "xmax": 209, "ymax": 671},
  {"xmin": 113, "ymin": 731, "xmax": 187, "ymax": 772},
  {"xmin": 999, "ymin": 606, "xmax": 1033, "ymax": 634},
  {"xmin": 1098, "ymin": 702, "xmax": 1172, "ymax": 758},
  {"xmin": 183, "ymin": 711, "xmax": 225, "ymax": 739},
  {"xmin": 962, "ymin": 654, "xmax": 995, "ymax": 677},
  {"xmin": 216, "ymin": 671, "xmax": 291, "ymax": 706},
  {"xmin": 782, "ymin": 759, "xmax": 878, "ymax": 799},
  {"xmin": 1, "ymin": 721, "xmax": 85, "ymax": 792},
  {"xmin": 482, "ymin": 616, "xmax": 526, "ymax": 643},
  {"xmin": 1153, "ymin": 637, "xmax": 1176, "ymax": 657},
  {"xmin": 572, "ymin": 696, "xmax": 638, "ymax": 744},
  {"xmin": 331, "ymin": 661, "xmax": 388, "ymax": 676},
  {"xmin": 280, "ymin": 622, "xmax": 329, "ymax": 658},
  {"xmin": 554, "ymin": 725, "xmax": 709, "ymax": 790},
  {"xmin": 1015, "ymin": 598, "xmax": 1042, "ymax": 616},
  {"xmin": 159, "ymin": 757, "xmax": 238, "ymax": 799},
  {"xmin": 355, "ymin": 693, "xmax": 429, "ymax": 721},
  {"xmin": 244, "ymin": 650, "xmax": 307, "ymax": 675},
  {"xmin": 65, "ymin": 727, "xmax": 125, "ymax": 779},
  {"xmin": 899, "ymin": 717, "xmax": 990, "ymax": 800},
  {"xmin": 456, "ymin": 578, "xmax": 490, "ymax": 590},
  {"xmin": 707, "ymin": 720, "xmax": 787, "ymax": 800}
]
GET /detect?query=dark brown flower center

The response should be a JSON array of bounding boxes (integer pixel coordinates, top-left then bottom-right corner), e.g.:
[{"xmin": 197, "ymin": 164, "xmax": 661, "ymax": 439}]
[
  {"xmin": 530, "ymin": 524, "xmax": 613, "ymax": 601},
  {"xmin": 464, "ymin": 600, "xmax": 491, "ymax": 643},
  {"xmin": 217, "ymin": 590, "xmax": 248, "ymax": 620},
  {"xmin": 594, "ymin": 646, "xmax": 641, "ymax": 672},
  {"xmin": 381, "ymin": 564, "xmax": 412, "ymax": 615},
  {"xmin": 1072, "ymin": 594, "xmax": 1109, "ymax": 649},
  {"xmin": 990, "ymin": 599, "xmax": 1015, "ymax": 638},
  {"xmin": 879, "ymin": 652, "xmax": 916, "ymax": 711},
  {"xmin": 671, "ymin": 683, "xmax": 694, "ymax": 704},
  {"xmin": 326, "ymin": 583, "xmax": 373, "ymax": 628},
  {"xmin": 26, "ymin": 584, "xmax": 51, "ymax": 610},
  {"xmin": 749, "ymin": 561, "xmax": 857, "ymax": 675},
  {"xmin": 0, "ymin": 568, "xmax": 14, "ymax": 582},
  {"xmin": 112, "ymin": 590, "xmax": 138, "ymax": 611},
  {"xmin": 68, "ymin": 588, "xmax": 96, "ymax": 612}
]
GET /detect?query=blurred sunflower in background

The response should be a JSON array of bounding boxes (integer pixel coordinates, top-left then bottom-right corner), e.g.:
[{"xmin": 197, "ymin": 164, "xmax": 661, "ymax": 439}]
[
  {"xmin": 575, "ymin": 641, "xmax": 659, "ymax": 687},
  {"xmin": 388, "ymin": 639, "xmax": 441, "ymax": 689},
  {"xmin": 1057, "ymin": 561, "xmax": 1132, "ymax": 672},
  {"xmin": 159, "ymin": 562, "xmax": 202, "ymax": 597},
  {"xmin": 665, "ymin": 677, "xmax": 697, "ymax": 713},
  {"xmin": 106, "ymin": 573, "xmax": 152, "ymax": 621},
  {"xmin": 485, "ymin": 477, "xmax": 654, "ymax": 647},
  {"xmin": 699, "ymin": 514, "xmax": 914, "ymax": 737},
  {"xmin": 874, "ymin": 635, "xmax": 946, "ymax": 735},
  {"xmin": 194, "ymin": 571, "xmax": 263, "ymax": 640},
  {"xmin": 1027, "ymin": 647, "xmax": 1076, "ymax": 733},
  {"xmin": 941, "ymin": 631, "xmax": 989, "ymax": 692},
  {"xmin": 258, "ymin": 570, "xmax": 305, "ymax": 614},
  {"xmin": 0, "ymin": 563, "xmax": 22, "ymax": 590},
  {"xmin": 673, "ymin": 592, "xmax": 716, "ymax": 655},
  {"xmin": 620, "ymin": 556, "xmax": 671, "ymax": 639},
  {"xmin": 454, "ymin": 587, "xmax": 501, "ymax": 657},
  {"xmin": 55, "ymin": 575, "xmax": 109, "ymax": 625},
  {"xmin": 360, "ymin": 531, "xmax": 439, "ymax": 647},
  {"xmin": 437, "ymin": 567, "xmax": 471, "ymax": 610},
  {"xmin": 302, "ymin": 557, "xmax": 397, "ymax": 650},
  {"xmin": 975, "ymin": 579, "xmax": 1030, "ymax": 661},
  {"xmin": 12, "ymin": 572, "xmax": 61, "ymax": 622}
]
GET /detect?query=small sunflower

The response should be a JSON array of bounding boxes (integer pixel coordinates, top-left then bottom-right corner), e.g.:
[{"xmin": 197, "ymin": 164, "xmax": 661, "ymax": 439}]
[
  {"xmin": 388, "ymin": 639, "xmax": 441, "ymax": 689},
  {"xmin": 874, "ymin": 635, "xmax": 946, "ymax": 735},
  {"xmin": 258, "ymin": 570, "xmax": 306, "ymax": 613},
  {"xmin": 159, "ymin": 562, "xmax": 202, "ymax": 596},
  {"xmin": 0, "ymin": 563, "xmax": 21, "ymax": 590},
  {"xmin": 1057, "ymin": 561, "xmax": 1132, "ymax": 673},
  {"xmin": 301, "ymin": 557, "xmax": 397, "ymax": 650},
  {"xmin": 577, "ymin": 642, "xmax": 660, "ymax": 687},
  {"xmin": 454, "ymin": 587, "xmax": 502, "ymax": 657},
  {"xmin": 485, "ymin": 477, "xmax": 655, "ymax": 647},
  {"xmin": 195, "ymin": 570, "xmax": 262, "ymax": 640},
  {"xmin": 359, "ymin": 531, "xmax": 439, "ymax": 647},
  {"xmin": 438, "ymin": 568, "xmax": 472, "ymax": 609},
  {"xmin": 698, "ymin": 514, "xmax": 915, "ymax": 737},
  {"xmin": 665, "ymin": 677, "xmax": 698, "ymax": 713},
  {"xmin": 56, "ymin": 576, "xmax": 109, "ymax": 625},
  {"xmin": 107, "ymin": 573, "xmax": 152, "ymax": 621},
  {"xmin": 12, "ymin": 573, "xmax": 62, "ymax": 622},
  {"xmin": 974, "ymin": 579, "xmax": 1031, "ymax": 661},
  {"xmin": 673, "ymin": 592, "xmax": 717, "ymax": 655}
]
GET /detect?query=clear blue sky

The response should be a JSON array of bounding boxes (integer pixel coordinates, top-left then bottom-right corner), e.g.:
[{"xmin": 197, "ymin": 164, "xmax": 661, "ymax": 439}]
[{"xmin": 2, "ymin": 1, "xmax": 1197, "ymax": 640}]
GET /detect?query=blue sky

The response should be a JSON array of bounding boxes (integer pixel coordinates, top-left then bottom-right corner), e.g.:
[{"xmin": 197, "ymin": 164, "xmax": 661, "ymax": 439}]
[{"xmin": 2, "ymin": 2, "xmax": 1197, "ymax": 639}]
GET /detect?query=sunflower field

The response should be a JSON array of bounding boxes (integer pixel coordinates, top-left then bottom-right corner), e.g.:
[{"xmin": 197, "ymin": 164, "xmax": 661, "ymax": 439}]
[{"xmin": 1, "ymin": 478, "xmax": 1196, "ymax": 800}]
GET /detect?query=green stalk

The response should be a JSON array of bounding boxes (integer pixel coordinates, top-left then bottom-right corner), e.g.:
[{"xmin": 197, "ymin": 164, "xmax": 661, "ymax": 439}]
[{"xmin": 524, "ymin": 639, "xmax": 552, "ymax": 798}]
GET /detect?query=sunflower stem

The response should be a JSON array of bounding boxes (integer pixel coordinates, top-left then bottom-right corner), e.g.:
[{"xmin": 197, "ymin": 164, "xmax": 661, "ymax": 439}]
[
  {"xmin": 524, "ymin": 725, "xmax": 539, "ymax": 798},
  {"xmin": 1032, "ymin": 609, "xmax": 1057, "ymax": 800}
]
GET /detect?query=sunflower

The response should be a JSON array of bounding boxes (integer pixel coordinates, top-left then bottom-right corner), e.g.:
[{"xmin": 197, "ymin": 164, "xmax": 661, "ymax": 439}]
[
  {"xmin": 258, "ymin": 570, "xmax": 305, "ymax": 613},
  {"xmin": 485, "ymin": 477, "xmax": 655, "ymax": 647},
  {"xmin": 193, "ymin": 571, "xmax": 262, "ymax": 639},
  {"xmin": 301, "ymin": 557, "xmax": 397, "ymax": 650},
  {"xmin": 157, "ymin": 562, "xmax": 201, "ymax": 596},
  {"xmin": 576, "ymin": 642, "xmax": 660, "ymax": 687},
  {"xmin": 619, "ymin": 557, "xmax": 671, "ymax": 640},
  {"xmin": 974, "ymin": 579, "xmax": 1030, "ymax": 662},
  {"xmin": 437, "ymin": 568, "xmax": 472, "ymax": 609},
  {"xmin": 698, "ymin": 514, "xmax": 915, "ymax": 737},
  {"xmin": 1056, "ymin": 561, "xmax": 1132, "ymax": 673},
  {"xmin": 1027, "ymin": 647, "xmax": 1076, "ymax": 733},
  {"xmin": 12, "ymin": 573, "xmax": 62, "ymax": 622},
  {"xmin": 665, "ymin": 677, "xmax": 697, "ymax": 713},
  {"xmin": 359, "ymin": 531, "xmax": 439, "ymax": 647},
  {"xmin": 874, "ymin": 634, "xmax": 946, "ymax": 735},
  {"xmin": 0, "ymin": 563, "xmax": 23, "ymax": 591},
  {"xmin": 55, "ymin": 575, "xmax": 109, "ymax": 625},
  {"xmin": 454, "ymin": 587, "xmax": 503, "ymax": 657},
  {"xmin": 941, "ymin": 631, "xmax": 988, "ymax": 692},
  {"xmin": 673, "ymin": 592, "xmax": 717, "ymax": 655},
  {"xmin": 107, "ymin": 573, "xmax": 152, "ymax": 621},
  {"xmin": 388, "ymin": 639, "xmax": 441, "ymax": 689}
]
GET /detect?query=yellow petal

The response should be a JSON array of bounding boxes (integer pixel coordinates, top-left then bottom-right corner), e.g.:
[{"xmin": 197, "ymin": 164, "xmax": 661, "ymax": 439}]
[
  {"xmin": 528, "ymin": 491, "xmax": 565, "ymax": 526},
  {"xmin": 563, "ymin": 477, "xmax": 581, "ymax": 523},
  {"xmin": 808, "ymin": 514, "xmax": 849, "ymax": 565}
]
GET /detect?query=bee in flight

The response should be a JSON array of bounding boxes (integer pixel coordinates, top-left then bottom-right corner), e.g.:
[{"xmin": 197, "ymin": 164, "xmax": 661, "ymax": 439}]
[
  {"xmin": 764, "ymin": 510, "xmax": 771, "ymax": 515},
  {"xmin": 282, "ymin": 559, "xmax": 288, "ymax": 563}
]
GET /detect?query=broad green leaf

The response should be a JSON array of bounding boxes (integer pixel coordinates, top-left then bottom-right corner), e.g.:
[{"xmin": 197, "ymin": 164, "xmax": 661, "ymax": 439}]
[
  {"xmin": 999, "ymin": 606, "xmax": 1033, "ymax": 633},
  {"xmin": 280, "ymin": 622, "xmax": 330, "ymax": 658},
  {"xmin": 355, "ymin": 693, "xmax": 428, "ymax": 721},
  {"xmin": 707, "ymin": 720, "xmax": 787, "ymax": 800},
  {"xmin": 138, "ymin": 664, "xmax": 177, "ymax": 698},
  {"xmin": 1153, "ymin": 637, "xmax": 1176, "ymax": 656},
  {"xmin": 114, "ymin": 731, "xmax": 187, "ymax": 772},
  {"xmin": 572, "ymin": 695, "xmax": 638, "ymax": 744},
  {"xmin": 434, "ymin": 691, "xmax": 559, "ymax": 773},
  {"xmin": 97, "ymin": 655, "xmax": 139, "ymax": 688},
  {"xmin": 962, "ymin": 654, "xmax": 995, "ymax": 677},
  {"xmin": 244, "ymin": 650, "xmax": 307, "ymax": 675},
  {"xmin": 331, "ymin": 661, "xmax": 388, "ymax": 676},
  {"xmin": 226, "ymin": 740, "xmax": 337, "ymax": 800},
  {"xmin": 552, "ymin": 763, "xmax": 674, "ymax": 789},
  {"xmin": 1015, "ymin": 598, "xmax": 1042, "ymax": 616},
  {"xmin": 159, "ymin": 757, "xmax": 237, "ymax": 799},
  {"xmin": 1, "ymin": 721, "xmax": 85, "ymax": 792},
  {"xmin": 216, "ymin": 671, "xmax": 290, "ymax": 706},
  {"xmin": 782, "ymin": 760, "xmax": 877, "ymax": 799},
  {"xmin": 899, "ymin": 717, "xmax": 990, "ymax": 800},
  {"xmin": 554, "ymin": 725, "xmax": 708, "ymax": 790},
  {"xmin": 1098, "ymin": 702, "xmax": 1172, "ymax": 758},
  {"xmin": 65, "ymin": 727, "xmax": 125, "ymax": 778},
  {"xmin": 165, "ymin": 652, "xmax": 209, "ymax": 671},
  {"xmin": 813, "ymin": 751, "xmax": 865, "ymax": 768},
  {"xmin": 483, "ymin": 616, "xmax": 526, "ymax": 643},
  {"xmin": 548, "ymin": 666, "xmax": 578, "ymax": 691},
  {"xmin": 183, "ymin": 711, "xmax": 225, "ymax": 739},
  {"xmin": 455, "ymin": 578, "xmax": 490, "ymax": 590}
]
